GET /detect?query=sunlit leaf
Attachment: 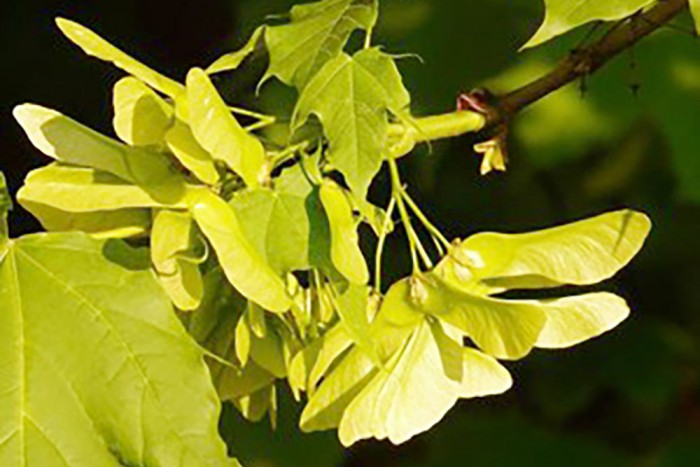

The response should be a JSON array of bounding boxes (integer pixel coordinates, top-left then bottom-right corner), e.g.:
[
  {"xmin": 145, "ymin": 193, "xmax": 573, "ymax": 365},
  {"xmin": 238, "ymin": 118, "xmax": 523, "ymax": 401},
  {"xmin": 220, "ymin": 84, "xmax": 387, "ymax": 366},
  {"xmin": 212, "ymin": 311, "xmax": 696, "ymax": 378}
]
[
  {"xmin": 112, "ymin": 77, "xmax": 174, "ymax": 147},
  {"xmin": 0, "ymin": 173, "xmax": 10, "ymax": 256},
  {"xmin": 293, "ymin": 49, "xmax": 409, "ymax": 198},
  {"xmin": 0, "ymin": 233, "xmax": 235, "ymax": 465},
  {"xmin": 263, "ymin": 0, "xmax": 378, "ymax": 89},
  {"xmin": 21, "ymin": 200, "xmax": 150, "ymax": 239},
  {"xmin": 299, "ymin": 347, "xmax": 377, "ymax": 432},
  {"xmin": 13, "ymin": 104, "xmax": 187, "ymax": 204},
  {"xmin": 320, "ymin": 181, "xmax": 369, "ymax": 284},
  {"xmin": 288, "ymin": 323, "xmax": 353, "ymax": 396},
  {"xmin": 56, "ymin": 18, "xmax": 184, "ymax": 97},
  {"xmin": 445, "ymin": 210, "xmax": 651, "ymax": 291},
  {"xmin": 334, "ymin": 283, "xmax": 379, "ymax": 362},
  {"xmin": 190, "ymin": 190, "xmax": 291, "ymax": 312},
  {"xmin": 186, "ymin": 68, "xmax": 267, "ymax": 187},
  {"xmin": 18, "ymin": 164, "xmax": 189, "ymax": 213},
  {"xmin": 522, "ymin": 0, "xmax": 656, "ymax": 49},
  {"xmin": 233, "ymin": 384, "xmax": 277, "ymax": 425},
  {"xmin": 690, "ymin": 1, "xmax": 700, "ymax": 34},
  {"xmin": 231, "ymin": 187, "xmax": 315, "ymax": 274},
  {"xmin": 164, "ymin": 120, "xmax": 220, "ymax": 185},
  {"xmin": 151, "ymin": 210, "xmax": 203, "ymax": 311},
  {"xmin": 207, "ymin": 27, "xmax": 265, "ymax": 75},
  {"xmin": 184, "ymin": 269, "xmax": 276, "ymax": 401}
]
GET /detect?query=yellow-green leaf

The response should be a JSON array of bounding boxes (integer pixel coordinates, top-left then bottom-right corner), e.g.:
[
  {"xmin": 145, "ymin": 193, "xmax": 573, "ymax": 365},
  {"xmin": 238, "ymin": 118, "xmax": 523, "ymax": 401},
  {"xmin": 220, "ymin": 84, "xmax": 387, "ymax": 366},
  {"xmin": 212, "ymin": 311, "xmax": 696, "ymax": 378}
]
[
  {"xmin": 207, "ymin": 27, "xmax": 264, "ymax": 75},
  {"xmin": 112, "ymin": 76, "xmax": 174, "ymax": 147},
  {"xmin": 691, "ymin": 0, "xmax": 700, "ymax": 34},
  {"xmin": 190, "ymin": 190, "xmax": 291, "ymax": 312},
  {"xmin": 293, "ymin": 49, "xmax": 410, "ymax": 198},
  {"xmin": 319, "ymin": 181, "xmax": 368, "ymax": 285},
  {"xmin": 300, "ymin": 347, "xmax": 377, "ymax": 433},
  {"xmin": 151, "ymin": 210, "xmax": 203, "ymax": 311},
  {"xmin": 13, "ymin": 104, "xmax": 187, "ymax": 204},
  {"xmin": 186, "ymin": 68, "xmax": 267, "ymax": 187},
  {"xmin": 18, "ymin": 164, "xmax": 189, "ymax": 213},
  {"xmin": 21, "ymin": 200, "xmax": 149, "ymax": 238},
  {"xmin": 184, "ymin": 269, "xmax": 275, "ymax": 401},
  {"xmin": 288, "ymin": 323, "xmax": 353, "ymax": 396},
  {"xmin": 0, "ymin": 233, "xmax": 235, "ymax": 465},
  {"xmin": 263, "ymin": 0, "xmax": 378, "ymax": 89},
  {"xmin": 165, "ymin": 119, "xmax": 220, "ymax": 185},
  {"xmin": 0, "ymin": 173, "xmax": 10, "ymax": 254},
  {"xmin": 56, "ymin": 18, "xmax": 184, "ymax": 97},
  {"xmin": 522, "ymin": 0, "xmax": 656, "ymax": 49}
]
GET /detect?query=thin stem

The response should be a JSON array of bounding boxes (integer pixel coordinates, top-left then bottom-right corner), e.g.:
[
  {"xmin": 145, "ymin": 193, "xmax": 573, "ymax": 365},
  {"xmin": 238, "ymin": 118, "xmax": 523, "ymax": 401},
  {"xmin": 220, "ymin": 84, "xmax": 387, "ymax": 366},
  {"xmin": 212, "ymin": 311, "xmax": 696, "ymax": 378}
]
[
  {"xmin": 270, "ymin": 141, "xmax": 311, "ymax": 169},
  {"xmin": 388, "ymin": 157, "xmax": 433, "ymax": 271},
  {"xmin": 364, "ymin": 27, "xmax": 373, "ymax": 49},
  {"xmin": 244, "ymin": 120, "xmax": 276, "ymax": 132},
  {"xmin": 374, "ymin": 197, "xmax": 396, "ymax": 292},
  {"xmin": 400, "ymin": 189, "xmax": 451, "ymax": 250},
  {"xmin": 228, "ymin": 105, "xmax": 276, "ymax": 122}
]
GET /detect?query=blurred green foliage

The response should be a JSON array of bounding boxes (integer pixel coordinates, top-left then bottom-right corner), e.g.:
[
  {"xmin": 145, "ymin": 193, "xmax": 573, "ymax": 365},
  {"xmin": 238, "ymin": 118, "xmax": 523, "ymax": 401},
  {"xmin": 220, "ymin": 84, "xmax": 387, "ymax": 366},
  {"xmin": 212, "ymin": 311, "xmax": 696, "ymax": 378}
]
[{"xmin": 2, "ymin": 0, "xmax": 699, "ymax": 465}]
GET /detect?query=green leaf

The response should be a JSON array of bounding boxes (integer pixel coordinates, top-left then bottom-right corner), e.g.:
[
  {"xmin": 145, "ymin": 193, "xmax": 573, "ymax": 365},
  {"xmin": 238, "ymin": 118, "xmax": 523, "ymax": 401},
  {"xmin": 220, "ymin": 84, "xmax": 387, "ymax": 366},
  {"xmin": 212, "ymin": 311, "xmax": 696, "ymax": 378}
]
[
  {"xmin": 190, "ymin": 190, "xmax": 291, "ymax": 312},
  {"xmin": 320, "ymin": 181, "xmax": 369, "ymax": 285},
  {"xmin": 336, "ymin": 320, "xmax": 510, "ymax": 446},
  {"xmin": 522, "ymin": 0, "xmax": 656, "ymax": 49},
  {"xmin": 112, "ymin": 77, "xmax": 174, "ymax": 147},
  {"xmin": 0, "ymin": 172, "xmax": 10, "ymax": 255},
  {"xmin": 185, "ymin": 269, "xmax": 276, "ymax": 401},
  {"xmin": 231, "ymin": 188, "xmax": 314, "ymax": 274},
  {"xmin": 233, "ymin": 385, "xmax": 277, "ymax": 425},
  {"xmin": 334, "ymin": 283, "xmax": 374, "ymax": 355},
  {"xmin": 691, "ymin": 0, "xmax": 700, "ymax": 34},
  {"xmin": 232, "ymin": 162, "xmax": 335, "ymax": 275},
  {"xmin": 151, "ymin": 210, "xmax": 204, "ymax": 311},
  {"xmin": 164, "ymin": 120, "xmax": 220, "ymax": 185},
  {"xmin": 288, "ymin": 323, "xmax": 353, "ymax": 396},
  {"xmin": 0, "ymin": 233, "xmax": 235, "ymax": 466},
  {"xmin": 185, "ymin": 68, "xmax": 267, "ymax": 187},
  {"xmin": 55, "ymin": 18, "xmax": 184, "ymax": 98},
  {"xmin": 299, "ymin": 347, "xmax": 377, "ymax": 432},
  {"xmin": 442, "ymin": 210, "xmax": 651, "ymax": 292},
  {"xmin": 293, "ymin": 49, "xmax": 409, "ymax": 197},
  {"xmin": 21, "ymin": 200, "xmax": 150, "ymax": 239},
  {"xmin": 263, "ymin": 0, "xmax": 378, "ymax": 89},
  {"xmin": 13, "ymin": 104, "xmax": 187, "ymax": 205},
  {"xmin": 207, "ymin": 27, "xmax": 265, "ymax": 75},
  {"xmin": 18, "ymin": 164, "xmax": 189, "ymax": 213}
]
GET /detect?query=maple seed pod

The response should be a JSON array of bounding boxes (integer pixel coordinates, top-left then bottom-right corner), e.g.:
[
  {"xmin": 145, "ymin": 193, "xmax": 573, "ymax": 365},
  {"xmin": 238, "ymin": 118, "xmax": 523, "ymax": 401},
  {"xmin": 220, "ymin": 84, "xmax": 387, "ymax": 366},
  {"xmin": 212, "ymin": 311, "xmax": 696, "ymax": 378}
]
[{"xmin": 409, "ymin": 275, "xmax": 430, "ymax": 306}]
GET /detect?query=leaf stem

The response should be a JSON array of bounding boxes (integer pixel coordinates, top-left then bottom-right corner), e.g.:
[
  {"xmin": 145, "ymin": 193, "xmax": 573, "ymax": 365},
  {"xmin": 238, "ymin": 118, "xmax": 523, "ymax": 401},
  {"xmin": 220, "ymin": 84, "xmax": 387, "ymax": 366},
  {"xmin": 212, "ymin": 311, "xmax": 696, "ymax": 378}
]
[
  {"xmin": 400, "ymin": 189, "xmax": 451, "ymax": 250},
  {"xmin": 374, "ymin": 196, "xmax": 396, "ymax": 292},
  {"xmin": 388, "ymin": 111, "xmax": 486, "ymax": 158},
  {"xmin": 388, "ymin": 157, "xmax": 432, "ymax": 272},
  {"xmin": 228, "ymin": 105, "xmax": 276, "ymax": 122}
]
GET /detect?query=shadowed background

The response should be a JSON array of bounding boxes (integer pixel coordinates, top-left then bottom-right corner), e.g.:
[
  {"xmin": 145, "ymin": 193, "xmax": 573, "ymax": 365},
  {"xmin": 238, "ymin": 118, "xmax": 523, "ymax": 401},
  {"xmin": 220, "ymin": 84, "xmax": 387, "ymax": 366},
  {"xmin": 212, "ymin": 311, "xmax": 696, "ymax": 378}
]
[{"xmin": 1, "ymin": 0, "xmax": 699, "ymax": 465}]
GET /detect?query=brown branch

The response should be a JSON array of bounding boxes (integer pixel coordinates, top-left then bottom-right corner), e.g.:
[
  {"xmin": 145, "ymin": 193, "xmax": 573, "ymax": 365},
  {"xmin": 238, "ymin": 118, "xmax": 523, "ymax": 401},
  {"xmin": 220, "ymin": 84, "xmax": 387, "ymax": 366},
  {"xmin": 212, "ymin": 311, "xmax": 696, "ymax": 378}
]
[{"xmin": 495, "ymin": 0, "xmax": 690, "ymax": 123}]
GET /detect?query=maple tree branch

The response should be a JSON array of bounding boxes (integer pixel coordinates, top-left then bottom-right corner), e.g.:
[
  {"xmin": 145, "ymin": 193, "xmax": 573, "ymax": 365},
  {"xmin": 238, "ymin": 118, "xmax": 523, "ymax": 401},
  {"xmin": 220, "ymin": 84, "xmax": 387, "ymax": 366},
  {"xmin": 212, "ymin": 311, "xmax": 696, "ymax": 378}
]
[
  {"xmin": 389, "ymin": 0, "xmax": 690, "ymax": 152},
  {"xmin": 497, "ymin": 0, "xmax": 690, "ymax": 122}
]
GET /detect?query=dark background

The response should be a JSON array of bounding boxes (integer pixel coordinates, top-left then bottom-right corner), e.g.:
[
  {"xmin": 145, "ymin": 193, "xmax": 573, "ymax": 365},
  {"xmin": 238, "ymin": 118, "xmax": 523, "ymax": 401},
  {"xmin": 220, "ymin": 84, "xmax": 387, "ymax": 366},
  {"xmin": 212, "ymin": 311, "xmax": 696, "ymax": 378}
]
[{"xmin": 2, "ymin": 0, "xmax": 700, "ymax": 465}]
